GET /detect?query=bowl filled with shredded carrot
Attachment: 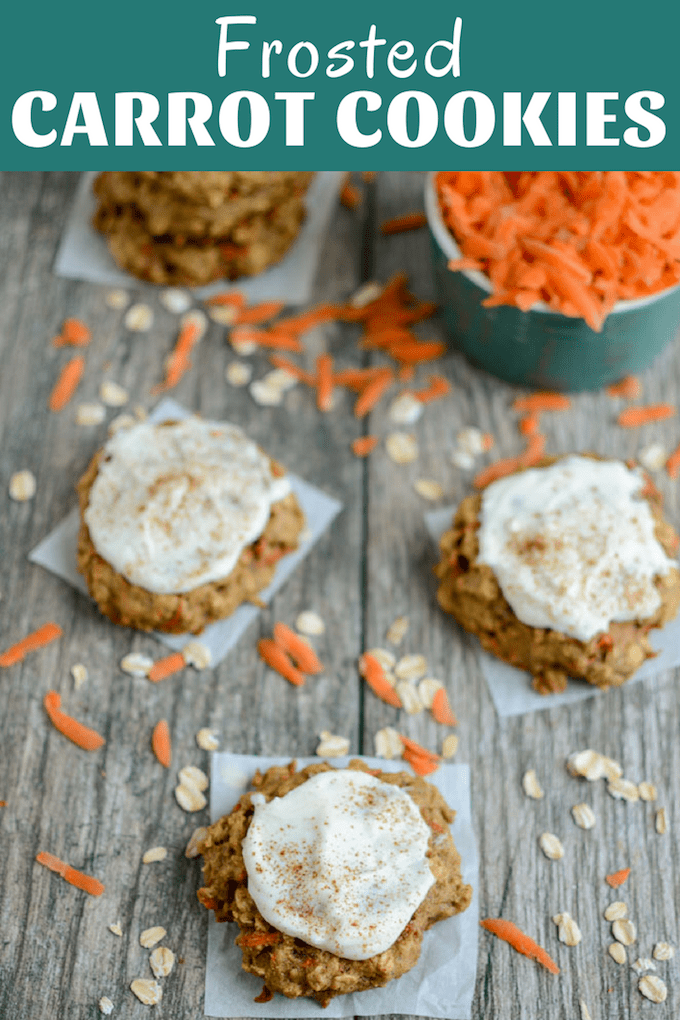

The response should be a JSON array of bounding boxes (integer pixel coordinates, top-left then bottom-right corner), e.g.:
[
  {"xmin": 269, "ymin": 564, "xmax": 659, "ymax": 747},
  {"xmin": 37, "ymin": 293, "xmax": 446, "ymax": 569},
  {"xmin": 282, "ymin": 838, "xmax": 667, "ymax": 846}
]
[{"xmin": 426, "ymin": 172, "xmax": 680, "ymax": 391}]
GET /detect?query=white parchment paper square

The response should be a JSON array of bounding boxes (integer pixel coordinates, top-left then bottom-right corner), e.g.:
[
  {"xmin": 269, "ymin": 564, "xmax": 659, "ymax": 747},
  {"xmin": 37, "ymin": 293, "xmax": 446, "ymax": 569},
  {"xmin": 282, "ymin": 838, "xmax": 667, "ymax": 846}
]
[
  {"xmin": 425, "ymin": 507, "xmax": 680, "ymax": 718},
  {"xmin": 205, "ymin": 754, "xmax": 478, "ymax": 1020},
  {"xmin": 55, "ymin": 171, "xmax": 346, "ymax": 305},
  {"xmin": 28, "ymin": 398, "xmax": 342, "ymax": 665}
]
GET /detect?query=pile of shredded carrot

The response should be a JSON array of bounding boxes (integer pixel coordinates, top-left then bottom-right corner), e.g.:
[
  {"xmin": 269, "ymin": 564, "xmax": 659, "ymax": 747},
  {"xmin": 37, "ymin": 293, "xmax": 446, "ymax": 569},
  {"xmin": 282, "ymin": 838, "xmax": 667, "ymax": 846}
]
[
  {"xmin": 436, "ymin": 172, "xmax": 680, "ymax": 331},
  {"xmin": 258, "ymin": 622, "xmax": 324, "ymax": 687}
]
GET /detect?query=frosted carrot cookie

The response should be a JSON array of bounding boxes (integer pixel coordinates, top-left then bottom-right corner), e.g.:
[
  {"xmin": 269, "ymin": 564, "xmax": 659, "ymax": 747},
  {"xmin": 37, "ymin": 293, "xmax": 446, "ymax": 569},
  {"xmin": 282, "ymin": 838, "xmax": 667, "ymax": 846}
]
[
  {"xmin": 197, "ymin": 759, "xmax": 472, "ymax": 1006},
  {"xmin": 92, "ymin": 171, "xmax": 314, "ymax": 286},
  {"xmin": 435, "ymin": 455, "xmax": 680, "ymax": 694},
  {"xmin": 76, "ymin": 418, "xmax": 304, "ymax": 634}
]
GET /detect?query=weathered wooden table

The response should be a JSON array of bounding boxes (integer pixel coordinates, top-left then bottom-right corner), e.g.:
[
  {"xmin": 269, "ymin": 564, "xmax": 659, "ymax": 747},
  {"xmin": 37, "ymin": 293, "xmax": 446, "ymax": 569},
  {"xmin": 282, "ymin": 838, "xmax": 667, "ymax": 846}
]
[{"xmin": 1, "ymin": 171, "xmax": 679, "ymax": 1020}]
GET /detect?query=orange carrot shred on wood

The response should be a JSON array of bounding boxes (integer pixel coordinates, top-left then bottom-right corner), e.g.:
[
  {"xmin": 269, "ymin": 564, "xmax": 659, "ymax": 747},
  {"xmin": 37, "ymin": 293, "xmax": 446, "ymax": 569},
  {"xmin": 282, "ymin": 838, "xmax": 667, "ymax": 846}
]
[
  {"xmin": 341, "ymin": 181, "xmax": 362, "ymax": 209},
  {"xmin": 380, "ymin": 212, "xmax": 428, "ymax": 235},
  {"xmin": 49, "ymin": 355, "xmax": 85, "ymax": 411},
  {"xmin": 234, "ymin": 301, "xmax": 286, "ymax": 325},
  {"xmin": 273, "ymin": 622, "xmax": 323, "ymax": 675},
  {"xmin": 399, "ymin": 735, "xmax": 440, "ymax": 762},
  {"xmin": 151, "ymin": 719, "xmax": 172, "ymax": 768},
  {"xmin": 359, "ymin": 653, "xmax": 402, "ymax": 709},
  {"xmin": 238, "ymin": 931, "xmax": 281, "ymax": 947},
  {"xmin": 274, "ymin": 304, "xmax": 345, "ymax": 336},
  {"xmin": 402, "ymin": 746, "xmax": 440, "ymax": 776},
  {"xmin": 606, "ymin": 375, "xmax": 642, "ymax": 399},
  {"xmin": 36, "ymin": 851, "xmax": 104, "ymax": 896},
  {"xmin": 361, "ymin": 171, "xmax": 377, "ymax": 182},
  {"xmin": 333, "ymin": 366, "xmax": 392, "ymax": 391},
  {"xmin": 666, "ymin": 441, "xmax": 680, "ymax": 480},
  {"xmin": 387, "ymin": 341, "xmax": 446, "ymax": 364},
  {"xmin": 0, "ymin": 622, "xmax": 63, "ymax": 667},
  {"xmin": 617, "ymin": 403, "xmax": 677, "ymax": 428},
  {"xmin": 480, "ymin": 918, "xmax": 560, "ymax": 975},
  {"xmin": 431, "ymin": 687, "xmax": 458, "ymax": 726},
  {"xmin": 517, "ymin": 431, "xmax": 546, "ymax": 467},
  {"xmin": 148, "ymin": 652, "xmax": 186, "ymax": 683},
  {"xmin": 205, "ymin": 290, "xmax": 246, "ymax": 308},
  {"xmin": 512, "ymin": 392, "xmax": 571, "ymax": 414},
  {"xmin": 398, "ymin": 364, "xmax": 415, "ymax": 382},
  {"xmin": 473, "ymin": 456, "xmax": 520, "ymax": 489},
  {"xmin": 519, "ymin": 413, "xmax": 540, "ymax": 436},
  {"xmin": 268, "ymin": 355, "xmax": 316, "ymax": 386},
  {"xmin": 354, "ymin": 371, "xmax": 394, "ymax": 418},
  {"xmin": 258, "ymin": 639, "xmax": 306, "ymax": 687},
  {"xmin": 412, "ymin": 374, "xmax": 451, "ymax": 403},
  {"xmin": 53, "ymin": 318, "xmax": 91, "ymax": 347},
  {"xmin": 605, "ymin": 867, "xmax": 631, "ymax": 888},
  {"xmin": 482, "ymin": 432, "xmax": 495, "ymax": 451},
  {"xmin": 351, "ymin": 435, "xmax": 379, "ymax": 457},
  {"xmin": 315, "ymin": 354, "xmax": 334, "ymax": 412},
  {"xmin": 43, "ymin": 691, "xmax": 105, "ymax": 751}
]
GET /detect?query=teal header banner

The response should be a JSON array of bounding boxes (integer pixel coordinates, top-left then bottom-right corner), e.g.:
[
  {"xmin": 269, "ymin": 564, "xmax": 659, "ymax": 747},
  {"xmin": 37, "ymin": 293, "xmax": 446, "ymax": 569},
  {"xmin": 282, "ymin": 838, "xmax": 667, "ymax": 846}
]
[{"xmin": 2, "ymin": 1, "xmax": 679, "ymax": 168}]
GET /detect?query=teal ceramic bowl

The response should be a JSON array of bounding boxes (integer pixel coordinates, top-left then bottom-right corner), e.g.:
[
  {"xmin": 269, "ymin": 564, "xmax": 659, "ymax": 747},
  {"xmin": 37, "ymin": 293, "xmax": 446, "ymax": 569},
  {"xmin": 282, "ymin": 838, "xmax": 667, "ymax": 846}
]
[{"xmin": 425, "ymin": 173, "xmax": 680, "ymax": 392}]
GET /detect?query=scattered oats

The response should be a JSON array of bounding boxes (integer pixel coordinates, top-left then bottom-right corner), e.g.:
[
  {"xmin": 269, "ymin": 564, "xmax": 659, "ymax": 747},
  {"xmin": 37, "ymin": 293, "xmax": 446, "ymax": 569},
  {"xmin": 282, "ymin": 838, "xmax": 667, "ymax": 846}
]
[
  {"xmin": 316, "ymin": 731, "xmax": 350, "ymax": 758},
  {"xmin": 385, "ymin": 431, "xmax": 418, "ymax": 464},
  {"xmin": 182, "ymin": 640, "xmax": 212, "ymax": 670},
  {"xmin": 414, "ymin": 478, "xmax": 443, "ymax": 501},
  {"xmin": 418, "ymin": 677, "xmax": 443, "ymax": 709},
  {"xmin": 350, "ymin": 280, "xmax": 382, "ymax": 308},
  {"xmin": 296, "ymin": 610, "xmax": 325, "ymax": 636},
  {"xmin": 71, "ymin": 663, "xmax": 89, "ymax": 689},
  {"xmin": 105, "ymin": 288, "xmax": 129, "ymax": 310},
  {"xmin": 76, "ymin": 402, "xmax": 106, "ymax": 426},
  {"xmin": 442, "ymin": 734, "xmax": 459, "ymax": 759},
  {"xmin": 609, "ymin": 942, "xmax": 627, "ymax": 964},
  {"xmin": 395, "ymin": 654, "xmax": 428, "ymax": 682},
  {"xmin": 160, "ymin": 288, "xmax": 191, "ymax": 314},
  {"xmin": 175, "ymin": 782, "xmax": 207, "ymax": 813},
  {"xmin": 639, "ymin": 443, "xmax": 668, "ymax": 472},
  {"xmin": 607, "ymin": 777, "xmax": 640, "ymax": 802},
  {"xmin": 367, "ymin": 647, "xmax": 397, "ymax": 672},
  {"xmin": 9, "ymin": 470, "xmax": 36, "ymax": 502},
  {"xmin": 120, "ymin": 652, "xmax": 154, "ymax": 677},
  {"xmin": 250, "ymin": 379, "xmax": 283, "ymax": 406},
  {"xmin": 108, "ymin": 923, "xmax": 123, "ymax": 937},
  {"xmin": 196, "ymin": 728, "xmax": 220, "ymax": 751},
  {"xmin": 209, "ymin": 305, "xmax": 239, "ymax": 326},
  {"xmin": 149, "ymin": 946, "xmax": 175, "ymax": 980},
  {"xmin": 653, "ymin": 942, "xmax": 674, "ymax": 961},
  {"xmin": 130, "ymin": 978, "xmax": 162, "ymax": 1005},
  {"xmin": 638, "ymin": 975, "xmax": 667, "ymax": 1004},
  {"xmin": 451, "ymin": 449, "xmax": 475, "ymax": 470},
  {"xmin": 521, "ymin": 769, "xmax": 544, "ymax": 800},
  {"xmin": 178, "ymin": 765, "xmax": 209, "ymax": 792},
  {"xmin": 386, "ymin": 617, "xmax": 410, "ymax": 645},
  {"xmin": 456, "ymin": 426, "xmax": 486, "ymax": 457},
  {"xmin": 655, "ymin": 807, "xmax": 667, "ymax": 834},
  {"xmin": 396, "ymin": 680, "xmax": 424, "ymax": 714},
  {"xmin": 263, "ymin": 368, "xmax": 298, "ymax": 392},
  {"xmin": 185, "ymin": 826, "xmax": 208, "ymax": 859},
  {"xmin": 108, "ymin": 412, "xmax": 137, "ymax": 435},
  {"xmin": 612, "ymin": 919, "xmax": 636, "ymax": 946},
  {"xmin": 225, "ymin": 361, "xmax": 253, "ymax": 387},
  {"xmin": 539, "ymin": 832, "xmax": 564, "ymax": 860},
  {"xmin": 124, "ymin": 303, "xmax": 153, "ymax": 332},
  {"xmin": 142, "ymin": 846, "xmax": 168, "ymax": 864},
  {"xmin": 566, "ymin": 749, "xmax": 622, "ymax": 782},
  {"xmin": 553, "ymin": 911, "xmax": 582, "ymax": 946},
  {"xmin": 579, "ymin": 1000, "xmax": 592, "ymax": 1020},
  {"xmin": 99, "ymin": 380, "xmax": 129, "ymax": 407},
  {"xmin": 230, "ymin": 334, "xmax": 257, "ymax": 355},
  {"xmin": 139, "ymin": 927, "xmax": 166, "ymax": 950},
  {"xmin": 374, "ymin": 726, "xmax": 403, "ymax": 759},
  {"xmin": 631, "ymin": 957, "xmax": 657, "ymax": 975},
  {"xmin": 638, "ymin": 781, "xmax": 657, "ymax": 802},
  {"xmin": 571, "ymin": 802, "xmax": 596, "ymax": 830},
  {"xmin": 389, "ymin": 392, "xmax": 423, "ymax": 425},
  {"xmin": 99, "ymin": 996, "xmax": 114, "ymax": 1015},
  {"xmin": 604, "ymin": 902, "xmax": 628, "ymax": 922}
]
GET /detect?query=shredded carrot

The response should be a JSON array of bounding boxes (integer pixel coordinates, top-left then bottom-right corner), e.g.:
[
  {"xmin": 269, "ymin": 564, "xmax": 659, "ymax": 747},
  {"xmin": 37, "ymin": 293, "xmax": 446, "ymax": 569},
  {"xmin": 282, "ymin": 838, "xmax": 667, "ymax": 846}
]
[
  {"xmin": 206, "ymin": 290, "xmax": 246, "ymax": 308},
  {"xmin": 381, "ymin": 212, "xmax": 428, "ymax": 235},
  {"xmin": 268, "ymin": 355, "xmax": 316, "ymax": 386},
  {"xmin": 53, "ymin": 318, "xmax": 91, "ymax": 347},
  {"xmin": 43, "ymin": 691, "xmax": 105, "ymax": 751},
  {"xmin": 400, "ymin": 736, "xmax": 441, "ymax": 776},
  {"xmin": 480, "ymin": 918, "xmax": 560, "ymax": 974},
  {"xmin": 482, "ymin": 432, "xmax": 495, "ymax": 451},
  {"xmin": 341, "ymin": 180, "xmax": 362, "ymax": 209},
  {"xmin": 0, "ymin": 622, "xmax": 62, "ymax": 667},
  {"xmin": 666, "ymin": 441, "xmax": 680, "ymax": 479},
  {"xmin": 238, "ymin": 931, "xmax": 281, "ymax": 947},
  {"xmin": 232, "ymin": 326, "xmax": 303, "ymax": 353},
  {"xmin": 398, "ymin": 364, "xmax": 415, "ymax": 382},
  {"xmin": 151, "ymin": 719, "xmax": 172, "ymax": 768},
  {"xmin": 354, "ymin": 371, "xmax": 394, "ymax": 418},
  {"xmin": 157, "ymin": 319, "xmax": 203, "ymax": 391},
  {"xmin": 617, "ymin": 403, "xmax": 677, "ymax": 427},
  {"xmin": 273, "ymin": 622, "xmax": 323, "ymax": 675},
  {"xmin": 234, "ymin": 301, "xmax": 285, "ymax": 325},
  {"xmin": 49, "ymin": 355, "xmax": 85, "ymax": 411},
  {"xmin": 148, "ymin": 652, "xmax": 186, "ymax": 683},
  {"xmin": 518, "ymin": 413, "xmax": 540, "ymax": 436},
  {"xmin": 605, "ymin": 867, "xmax": 631, "ymax": 889},
  {"xmin": 315, "ymin": 354, "xmax": 334, "ymax": 412},
  {"xmin": 351, "ymin": 435, "xmax": 379, "ymax": 457},
  {"xmin": 362, "ymin": 171, "xmax": 377, "ymax": 182},
  {"xmin": 333, "ymin": 366, "xmax": 392, "ymax": 392},
  {"xmin": 275, "ymin": 304, "xmax": 344, "ymax": 336},
  {"xmin": 412, "ymin": 374, "xmax": 451, "ymax": 403},
  {"xmin": 431, "ymin": 687, "xmax": 458, "ymax": 726},
  {"xmin": 359, "ymin": 653, "xmax": 402, "ymax": 709},
  {"xmin": 512, "ymin": 392, "xmax": 571, "ymax": 414},
  {"xmin": 517, "ymin": 432, "xmax": 546, "ymax": 467},
  {"xmin": 606, "ymin": 375, "xmax": 642, "ymax": 399},
  {"xmin": 387, "ymin": 341, "xmax": 446, "ymax": 364},
  {"xmin": 36, "ymin": 851, "xmax": 105, "ymax": 896},
  {"xmin": 258, "ymin": 639, "xmax": 306, "ymax": 687}
]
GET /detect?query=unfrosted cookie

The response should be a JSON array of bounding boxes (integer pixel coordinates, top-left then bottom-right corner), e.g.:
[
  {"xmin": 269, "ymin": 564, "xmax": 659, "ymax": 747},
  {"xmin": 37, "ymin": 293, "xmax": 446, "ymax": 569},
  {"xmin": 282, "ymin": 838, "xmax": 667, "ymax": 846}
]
[
  {"xmin": 76, "ymin": 417, "xmax": 304, "ymax": 634},
  {"xmin": 435, "ymin": 454, "xmax": 680, "ymax": 694},
  {"xmin": 197, "ymin": 759, "xmax": 472, "ymax": 1006}
]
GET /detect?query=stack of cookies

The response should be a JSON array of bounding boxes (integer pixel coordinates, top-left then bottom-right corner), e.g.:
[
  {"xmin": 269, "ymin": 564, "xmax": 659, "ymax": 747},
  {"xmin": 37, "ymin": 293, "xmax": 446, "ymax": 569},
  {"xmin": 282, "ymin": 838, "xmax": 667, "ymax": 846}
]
[{"xmin": 92, "ymin": 171, "xmax": 314, "ymax": 286}]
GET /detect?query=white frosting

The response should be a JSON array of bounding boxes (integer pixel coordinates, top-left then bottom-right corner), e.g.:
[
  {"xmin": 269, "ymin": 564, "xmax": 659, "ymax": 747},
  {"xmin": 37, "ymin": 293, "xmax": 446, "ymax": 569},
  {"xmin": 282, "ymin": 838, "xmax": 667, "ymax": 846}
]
[
  {"xmin": 84, "ymin": 418, "xmax": 290, "ymax": 594},
  {"xmin": 477, "ymin": 455, "xmax": 676, "ymax": 642},
  {"xmin": 242, "ymin": 770, "xmax": 435, "ymax": 961}
]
